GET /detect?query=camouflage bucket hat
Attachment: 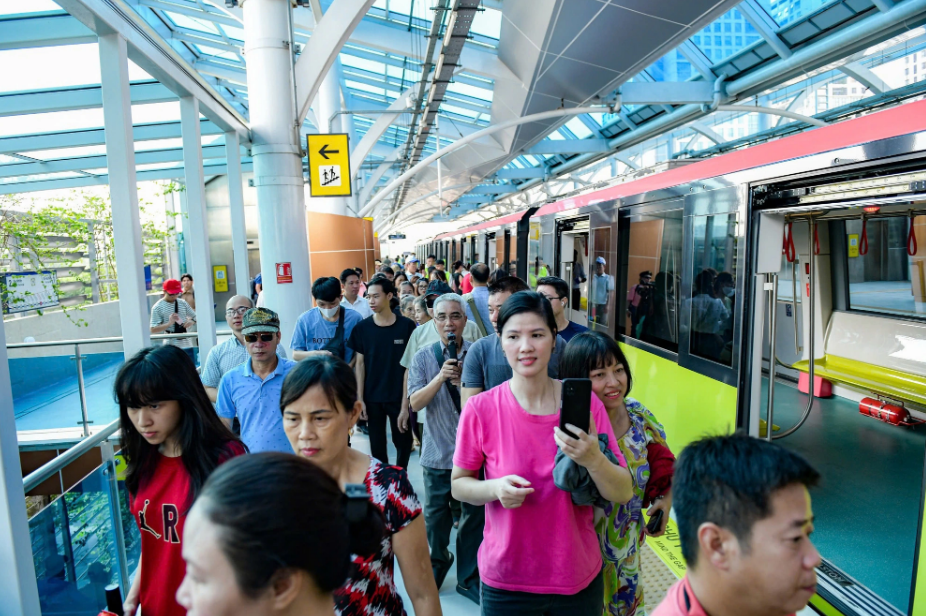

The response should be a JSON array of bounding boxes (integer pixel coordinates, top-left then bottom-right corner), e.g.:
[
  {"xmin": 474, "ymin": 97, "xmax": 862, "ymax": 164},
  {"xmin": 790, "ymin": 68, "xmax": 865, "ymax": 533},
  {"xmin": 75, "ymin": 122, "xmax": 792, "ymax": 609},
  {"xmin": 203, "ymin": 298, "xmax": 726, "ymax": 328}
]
[{"xmin": 241, "ymin": 307, "xmax": 280, "ymax": 335}]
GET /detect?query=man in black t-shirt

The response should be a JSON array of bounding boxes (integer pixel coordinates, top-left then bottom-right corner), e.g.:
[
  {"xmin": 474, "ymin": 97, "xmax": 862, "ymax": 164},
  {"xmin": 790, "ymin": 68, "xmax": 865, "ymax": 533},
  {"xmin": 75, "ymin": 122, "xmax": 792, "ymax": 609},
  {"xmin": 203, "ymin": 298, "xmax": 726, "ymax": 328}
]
[{"xmin": 347, "ymin": 277, "xmax": 418, "ymax": 468}]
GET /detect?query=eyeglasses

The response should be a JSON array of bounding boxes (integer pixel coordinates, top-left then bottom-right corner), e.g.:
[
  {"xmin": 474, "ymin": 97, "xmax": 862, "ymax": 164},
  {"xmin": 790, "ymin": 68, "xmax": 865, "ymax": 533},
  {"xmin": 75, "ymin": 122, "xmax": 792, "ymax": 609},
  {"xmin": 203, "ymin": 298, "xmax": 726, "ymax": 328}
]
[
  {"xmin": 244, "ymin": 333, "xmax": 275, "ymax": 343},
  {"xmin": 539, "ymin": 294, "xmax": 563, "ymax": 303},
  {"xmin": 225, "ymin": 306, "xmax": 249, "ymax": 316},
  {"xmin": 434, "ymin": 313, "xmax": 465, "ymax": 323}
]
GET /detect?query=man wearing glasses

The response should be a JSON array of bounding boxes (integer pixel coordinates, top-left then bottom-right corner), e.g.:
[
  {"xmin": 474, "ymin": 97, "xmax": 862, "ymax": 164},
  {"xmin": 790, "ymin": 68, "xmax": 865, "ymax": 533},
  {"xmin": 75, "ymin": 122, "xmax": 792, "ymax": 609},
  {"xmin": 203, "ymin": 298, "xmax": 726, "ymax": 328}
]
[
  {"xmin": 536, "ymin": 276, "xmax": 588, "ymax": 343},
  {"xmin": 201, "ymin": 295, "xmax": 288, "ymax": 402},
  {"xmin": 215, "ymin": 308, "xmax": 296, "ymax": 453},
  {"xmin": 407, "ymin": 293, "xmax": 477, "ymax": 593}
]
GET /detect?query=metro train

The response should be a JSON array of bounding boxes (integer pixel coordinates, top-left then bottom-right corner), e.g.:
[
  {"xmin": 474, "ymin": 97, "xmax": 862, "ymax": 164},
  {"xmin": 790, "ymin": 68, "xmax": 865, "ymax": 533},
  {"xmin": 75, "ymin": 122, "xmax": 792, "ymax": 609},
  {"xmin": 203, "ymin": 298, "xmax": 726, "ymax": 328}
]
[{"xmin": 418, "ymin": 100, "xmax": 926, "ymax": 616}]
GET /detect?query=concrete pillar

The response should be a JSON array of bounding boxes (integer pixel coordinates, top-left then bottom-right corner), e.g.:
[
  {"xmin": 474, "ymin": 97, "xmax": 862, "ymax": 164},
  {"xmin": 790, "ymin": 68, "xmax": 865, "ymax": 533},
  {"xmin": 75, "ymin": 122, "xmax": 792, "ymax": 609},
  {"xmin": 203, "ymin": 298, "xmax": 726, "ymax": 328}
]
[
  {"xmin": 244, "ymin": 0, "xmax": 313, "ymax": 346},
  {"xmin": 0, "ymin": 315, "xmax": 40, "ymax": 616},
  {"xmin": 225, "ymin": 131, "xmax": 250, "ymax": 298},
  {"xmin": 180, "ymin": 96, "xmax": 218, "ymax": 361},
  {"xmin": 98, "ymin": 33, "xmax": 151, "ymax": 359}
]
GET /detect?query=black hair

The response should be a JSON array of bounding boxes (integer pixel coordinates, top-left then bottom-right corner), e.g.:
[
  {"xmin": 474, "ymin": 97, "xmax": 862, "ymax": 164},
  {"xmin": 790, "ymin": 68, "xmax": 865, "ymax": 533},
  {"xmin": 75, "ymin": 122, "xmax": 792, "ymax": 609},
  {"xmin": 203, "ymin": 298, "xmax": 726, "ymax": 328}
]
[
  {"xmin": 695, "ymin": 269, "xmax": 715, "ymax": 295},
  {"xmin": 489, "ymin": 269, "xmax": 509, "ymax": 285},
  {"xmin": 471, "ymin": 262, "xmax": 490, "ymax": 284},
  {"xmin": 379, "ymin": 265, "xmax": 394, "ymax": 275},
  {"xmin": 416, "ymin": 278, "xmax": 429, "ymax": 291},
  {"xmin": 311, "ymin": 276, "xmax": 342, "ymax": 302},
  {"xmin": 114, "ymin": 345, "xmax": 242, "ymax": 509},
  {"xmin": 436, "ymin": 259, "xmax": 445, "ymax": 266},
  {"xmin": 536, "ymin": 276, "xmax": 569, "ymax": 300},
  {"xmin": 675, "ymin": 433, "xmax": 820, "ymax": 568},
  {"xmin": 558, "ymin": 331, "xmax": 633, "ymax": 394},
  {"xmin": 180, "ymin": 273, "xmax": 193, "ymax": 282},
  {"xmin": 339, "ymin": 268, "xmax": 360, "ymax": 284},
  {"xmin": 488, "ymin": 275, "xmax": 529, "ymax": 296},
  {"xmin": 427, "ymin": 265, "xmax": 436, "ymax": 274},
  {"xmin": 195, "ymin": 453, "xmax": 384, "ymax": 597},
  {"xmin": 394, "ymin": 272, "xmax": 408, "ymax": 284},
  {"xmin": 427, "ymin": 254, "xmax": 436, "ymax": 260},
  {"xmin": 367, "ymin": 276, "xmax": 396, "ymax": 297},
  {"xmin": 430, "ymin": 270, "xmax": 448, "ymax": 283},
  {"xmin": 496, "ymin": 291, "xmax": 558, "ymax": 338},
  {"xmin": 280, "ymin": 354, "xmax": 357, "ymax": 415},
  {"xmin": 452, "ymin": 260, "xmax": 463, "ymax": 270}
]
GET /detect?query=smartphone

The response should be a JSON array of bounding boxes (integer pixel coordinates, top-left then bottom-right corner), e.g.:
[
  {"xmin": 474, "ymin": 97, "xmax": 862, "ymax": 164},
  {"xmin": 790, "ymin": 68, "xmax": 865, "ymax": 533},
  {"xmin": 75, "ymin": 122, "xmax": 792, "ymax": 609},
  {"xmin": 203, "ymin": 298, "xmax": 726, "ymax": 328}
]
[
  {"xmin": 646, "ymin": 509, "xmax": 665, "ymax": 535},
  {"xmin": 559, "ymin": 378, "xmax": 592, "ymax": 439}
]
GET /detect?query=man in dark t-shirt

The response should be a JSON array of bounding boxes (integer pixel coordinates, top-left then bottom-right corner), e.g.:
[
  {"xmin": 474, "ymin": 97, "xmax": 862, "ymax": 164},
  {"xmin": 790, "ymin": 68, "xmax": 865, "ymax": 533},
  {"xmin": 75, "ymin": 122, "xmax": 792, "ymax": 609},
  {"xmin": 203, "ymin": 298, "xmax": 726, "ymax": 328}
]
[{"xmin": 348, "ymin": 277, "xmax": 417, "ymax": 468}]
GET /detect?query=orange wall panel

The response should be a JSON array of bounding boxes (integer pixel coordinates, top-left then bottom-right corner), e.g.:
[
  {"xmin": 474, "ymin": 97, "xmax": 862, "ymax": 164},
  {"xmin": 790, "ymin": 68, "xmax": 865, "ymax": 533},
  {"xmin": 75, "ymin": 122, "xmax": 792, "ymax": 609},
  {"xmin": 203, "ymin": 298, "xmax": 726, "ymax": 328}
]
[{"xmin": 307, "ymin": 212, "xmax": 367, "ymax": 252}]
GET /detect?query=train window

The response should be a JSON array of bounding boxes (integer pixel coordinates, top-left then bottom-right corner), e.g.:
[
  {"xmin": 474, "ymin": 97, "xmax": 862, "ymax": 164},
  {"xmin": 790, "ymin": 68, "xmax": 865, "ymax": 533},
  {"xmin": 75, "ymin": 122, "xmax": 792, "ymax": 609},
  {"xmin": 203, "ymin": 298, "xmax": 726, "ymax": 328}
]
[
  {"xmin": 527, "ymin": 221, "xmax": 547, "ymax": 288},
  {"xmin": 844, "ymin": 214, "xmax": 926, "ymax": 319},
  {"xmin": 623, "ymin": 210, "xmax": 683, "ymax": 352},
  {"xmin": 687, "ymin": 213, "xmax": 738, "ymax": 366},
  {"xmin": 590, "ymin": 227, "xmax": 615, "ymax": 330}
]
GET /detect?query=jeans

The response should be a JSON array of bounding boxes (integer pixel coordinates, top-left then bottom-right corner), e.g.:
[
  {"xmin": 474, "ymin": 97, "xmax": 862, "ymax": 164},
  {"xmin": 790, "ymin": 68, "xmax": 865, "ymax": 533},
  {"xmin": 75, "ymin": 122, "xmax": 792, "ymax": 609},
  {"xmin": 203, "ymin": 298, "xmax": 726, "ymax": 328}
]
[
  {"xmin": 481, "ymin": 569, "xmax": 604, "ymax": 616},
  {"xmin": 181, "ymin": 347, "xmax": 196, "ymax": 365},
  {"xmin": 367, "ymin": 401, "xmax": 412, "ymax": 468},
  {"xmin": 423, "ymin": 467, "xmax": 483, "ymax": 589}
]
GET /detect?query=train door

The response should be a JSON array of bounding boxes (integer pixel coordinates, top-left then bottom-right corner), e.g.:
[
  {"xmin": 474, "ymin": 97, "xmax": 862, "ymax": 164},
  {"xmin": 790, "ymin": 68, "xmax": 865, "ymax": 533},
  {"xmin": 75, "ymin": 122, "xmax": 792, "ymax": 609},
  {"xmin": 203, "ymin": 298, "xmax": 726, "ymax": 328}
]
[
  {"xmin": 527, "ymin": 218, "xmax": 552, "ymax": 289},
  {"xmin": 487, "ymin": 232, "xmax": 497, "ymax": 271},
  {"xmin": 746, "ymin": 170, "xmax": 926, "ymax": 616},
  {"xmin": 555, "ymin": 216, "xmax": 591, "ymax": 327}
]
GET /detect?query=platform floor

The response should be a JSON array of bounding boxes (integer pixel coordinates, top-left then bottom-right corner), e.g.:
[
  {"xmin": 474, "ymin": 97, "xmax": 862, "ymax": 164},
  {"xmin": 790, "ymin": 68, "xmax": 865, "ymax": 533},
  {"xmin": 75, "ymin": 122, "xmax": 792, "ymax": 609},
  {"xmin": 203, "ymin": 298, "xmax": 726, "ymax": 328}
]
[{"xmin": 764, "ymin": 378, "xmax": 926, "ymax": 611}]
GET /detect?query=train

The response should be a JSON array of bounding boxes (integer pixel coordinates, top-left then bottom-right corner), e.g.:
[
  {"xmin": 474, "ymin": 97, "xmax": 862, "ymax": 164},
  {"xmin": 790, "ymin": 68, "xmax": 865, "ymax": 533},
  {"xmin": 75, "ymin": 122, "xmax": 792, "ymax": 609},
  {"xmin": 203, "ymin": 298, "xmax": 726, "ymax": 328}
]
[{"xmin": 417, "ymin": 100, "xmax": 926, "ymax": 616}]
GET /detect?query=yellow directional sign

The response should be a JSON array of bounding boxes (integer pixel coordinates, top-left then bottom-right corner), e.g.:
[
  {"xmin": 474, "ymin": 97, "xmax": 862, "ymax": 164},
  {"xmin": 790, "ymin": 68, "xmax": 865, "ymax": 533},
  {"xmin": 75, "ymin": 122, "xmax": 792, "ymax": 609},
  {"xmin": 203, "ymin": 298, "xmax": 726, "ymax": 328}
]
[{"xmin": 307, "ymin": 133, "xmax": 352, "ymax": 197}]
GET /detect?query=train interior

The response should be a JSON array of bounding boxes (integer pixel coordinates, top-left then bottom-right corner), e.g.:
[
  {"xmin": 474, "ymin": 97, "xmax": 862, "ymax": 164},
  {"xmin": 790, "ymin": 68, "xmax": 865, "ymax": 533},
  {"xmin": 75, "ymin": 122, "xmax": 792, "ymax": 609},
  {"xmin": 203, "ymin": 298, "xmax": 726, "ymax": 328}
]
[{"xmin": 751, "ymin": 168, "xmax": 926, "ymax": 614}]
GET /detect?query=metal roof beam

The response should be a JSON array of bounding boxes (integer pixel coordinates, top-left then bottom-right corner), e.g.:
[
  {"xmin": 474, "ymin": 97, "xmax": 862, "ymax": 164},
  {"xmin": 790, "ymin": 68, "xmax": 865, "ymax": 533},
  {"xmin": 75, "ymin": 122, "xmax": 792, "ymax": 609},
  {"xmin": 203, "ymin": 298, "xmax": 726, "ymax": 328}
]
[
  {"xmin": 496, "ymin": 167, "xmax": 545, "ymax": 179},
  {"xmin": 55, "ymin": 0, "xmax": 249, "ymax": 140},
  {"xmin": 135, "ymin": 0, "xmax": 241, "ymax": 27},
  {"xmin": 0, "ymin": 144, "xmax": 230, "ymax": 179},
  {"xmin": 839, "ymin": 60, "xmax": 889, "ymax": 94},
  {"xmin": 0, "ymin": 161, "xmax": 253, "ymax": 195},
  {"xmin": 620, "ymin": 81, "xmax": 714, "ymax": 105},
  {"xmin": 0, "ymin": 13, "xmax": 96, "ymax": 50},
  {"xmin": 525, "ymin": 139, "xmax": 611, "ymax": 155},
  {"xmin": 738, "ymin": 0, "xmax": 793, "ymax": 59},
  {"xmin": 0, "ymin": 119, "xmax": 222, "ymax": 155},
  {"xmin": 677, "ymin": 40, "xmax": 717, "ymax": 79},
  {"xmin": 468, "ymin": 184, "xmax": 517, "ymax": 195},
  {"xmin": 0, "ymin": 82, "xmax": 174, "ymax": 117}
]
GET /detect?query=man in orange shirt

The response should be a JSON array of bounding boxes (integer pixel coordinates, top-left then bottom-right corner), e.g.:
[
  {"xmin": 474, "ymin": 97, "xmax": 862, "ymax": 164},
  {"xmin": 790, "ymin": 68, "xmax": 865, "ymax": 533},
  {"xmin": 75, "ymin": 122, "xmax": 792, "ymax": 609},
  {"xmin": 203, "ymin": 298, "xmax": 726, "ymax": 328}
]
[{"xmin": 651, "ymin": 434, "xmax": 821, "ymax": 616}]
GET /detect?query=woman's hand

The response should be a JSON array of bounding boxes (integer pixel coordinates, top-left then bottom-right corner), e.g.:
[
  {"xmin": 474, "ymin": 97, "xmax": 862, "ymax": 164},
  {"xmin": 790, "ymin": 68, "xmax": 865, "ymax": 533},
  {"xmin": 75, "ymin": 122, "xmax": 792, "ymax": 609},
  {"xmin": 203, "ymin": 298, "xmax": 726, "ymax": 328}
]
[
  {"xmin": 554, "ymin": 412, "xmax": 606, "ymax": 471},
  {"xmin": 645, "ymin": 493, "xmax": 672, "ymax": 537},
  {"xmin": 493, "ymin": 475, "xmax": 534, "ymax": 508}
]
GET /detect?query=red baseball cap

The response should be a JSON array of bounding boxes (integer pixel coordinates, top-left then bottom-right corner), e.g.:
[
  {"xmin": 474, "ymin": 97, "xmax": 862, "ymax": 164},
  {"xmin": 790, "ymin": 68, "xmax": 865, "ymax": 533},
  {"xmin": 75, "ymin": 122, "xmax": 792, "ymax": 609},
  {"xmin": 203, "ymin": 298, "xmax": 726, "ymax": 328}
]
[{"xmin": 163, "ymin": 279, "xmax": 182, "ymax": 295}]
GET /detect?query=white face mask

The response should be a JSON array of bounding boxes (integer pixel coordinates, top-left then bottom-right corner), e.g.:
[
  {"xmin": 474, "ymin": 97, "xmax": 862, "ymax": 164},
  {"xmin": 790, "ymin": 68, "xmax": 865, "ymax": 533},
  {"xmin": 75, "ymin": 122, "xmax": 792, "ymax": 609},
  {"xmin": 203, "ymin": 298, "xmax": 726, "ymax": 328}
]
[
  {"xmin": 724, "ymin": 287, "xmax": 735, "ymax": 298},
  {"xmin": 319, "ymin": 305, "xmax": 340, "ymax": 319}
]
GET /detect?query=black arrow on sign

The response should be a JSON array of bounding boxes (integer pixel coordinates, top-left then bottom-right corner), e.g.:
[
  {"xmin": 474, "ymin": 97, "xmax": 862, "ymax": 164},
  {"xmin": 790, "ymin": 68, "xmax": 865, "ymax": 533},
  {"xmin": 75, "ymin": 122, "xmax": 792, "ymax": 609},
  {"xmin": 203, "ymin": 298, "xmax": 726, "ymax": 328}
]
[{"xmin": 318, "ymin": 143, "xmax": 340, "ymax": 160}]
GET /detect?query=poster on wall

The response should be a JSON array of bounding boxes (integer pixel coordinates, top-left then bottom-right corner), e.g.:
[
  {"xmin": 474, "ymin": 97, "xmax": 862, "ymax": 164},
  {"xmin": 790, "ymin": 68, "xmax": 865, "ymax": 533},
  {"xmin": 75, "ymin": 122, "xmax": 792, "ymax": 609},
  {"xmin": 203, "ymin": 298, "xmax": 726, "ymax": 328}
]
[{"xmin": 2, "ymin": 271, "xmax": 59, "ymax": 314}]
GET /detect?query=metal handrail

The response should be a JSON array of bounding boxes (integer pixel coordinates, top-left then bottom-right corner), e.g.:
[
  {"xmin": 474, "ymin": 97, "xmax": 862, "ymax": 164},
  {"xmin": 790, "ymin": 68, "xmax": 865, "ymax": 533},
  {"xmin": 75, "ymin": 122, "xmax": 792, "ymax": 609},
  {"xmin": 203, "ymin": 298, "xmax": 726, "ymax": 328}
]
[
  {"xmin": 7, "ymin": 332, "xmax": 198, "ymax": 350},
  {"xmin": 23, "ymin": 419, "xmax": 121, "ymax": 492}
]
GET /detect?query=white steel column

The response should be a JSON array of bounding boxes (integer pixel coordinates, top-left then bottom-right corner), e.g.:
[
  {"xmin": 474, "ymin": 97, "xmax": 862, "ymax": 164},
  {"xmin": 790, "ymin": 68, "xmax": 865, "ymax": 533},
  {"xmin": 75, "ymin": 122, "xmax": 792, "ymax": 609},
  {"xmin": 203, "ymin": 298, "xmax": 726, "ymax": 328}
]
[
  {"xmin": 225, "ymin": 131, "xmax": 250, "ymax": 297},
  {"xmin": 244, "ymin": 0, "xmax": 312, "ymax": 347},
  {"xmin": 180, "ymin": 96, "xmax": 218, "ymax": 360},
  {"xmin": 0, "ymin": 315, "xmax": 40, "ymax": 616},
  {"xmin": 309, "ymin": 61, "xmax": 348, "ymax": 215},
  {"xmin": 98, "ymin": 33, "xmax": 151, "ymax": 359}
]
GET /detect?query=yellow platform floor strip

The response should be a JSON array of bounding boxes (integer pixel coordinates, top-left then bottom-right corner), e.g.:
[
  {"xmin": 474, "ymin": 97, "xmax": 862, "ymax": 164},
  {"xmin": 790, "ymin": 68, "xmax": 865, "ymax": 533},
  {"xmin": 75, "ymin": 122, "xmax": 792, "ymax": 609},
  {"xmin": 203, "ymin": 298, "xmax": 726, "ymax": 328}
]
[{"xmin": 644, "ymin": 517, "xmax": 687, "ymax": 579}]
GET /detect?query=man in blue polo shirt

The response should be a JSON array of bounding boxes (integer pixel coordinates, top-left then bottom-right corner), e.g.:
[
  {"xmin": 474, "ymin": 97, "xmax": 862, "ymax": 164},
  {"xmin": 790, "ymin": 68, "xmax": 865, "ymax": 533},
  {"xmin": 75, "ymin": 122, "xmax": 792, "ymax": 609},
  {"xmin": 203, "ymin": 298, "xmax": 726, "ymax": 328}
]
[{"xmin": 216, "ymin": 307, "xmax": 295, "ymax": 453}]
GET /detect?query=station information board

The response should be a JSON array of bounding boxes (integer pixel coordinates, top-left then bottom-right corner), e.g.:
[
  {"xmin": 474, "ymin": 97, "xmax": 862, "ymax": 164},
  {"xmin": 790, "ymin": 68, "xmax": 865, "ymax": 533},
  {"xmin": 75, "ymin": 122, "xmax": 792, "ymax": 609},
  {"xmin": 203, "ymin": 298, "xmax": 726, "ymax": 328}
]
[
  {"xmin": 307, "ymin": 133, "xmax": 352, "ymax": 197},
  {"xmin": 2, "ymin": 271, "xmax": 59, "ymax": 314}
]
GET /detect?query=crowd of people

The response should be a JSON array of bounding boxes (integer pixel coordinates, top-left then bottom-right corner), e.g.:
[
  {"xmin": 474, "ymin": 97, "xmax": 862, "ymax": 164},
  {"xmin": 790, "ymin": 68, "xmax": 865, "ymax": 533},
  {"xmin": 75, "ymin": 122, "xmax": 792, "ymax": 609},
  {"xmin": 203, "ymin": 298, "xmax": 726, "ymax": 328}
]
[{"xmin": 125, "ymin": 256, "xmax": 821, "ymax": 616}]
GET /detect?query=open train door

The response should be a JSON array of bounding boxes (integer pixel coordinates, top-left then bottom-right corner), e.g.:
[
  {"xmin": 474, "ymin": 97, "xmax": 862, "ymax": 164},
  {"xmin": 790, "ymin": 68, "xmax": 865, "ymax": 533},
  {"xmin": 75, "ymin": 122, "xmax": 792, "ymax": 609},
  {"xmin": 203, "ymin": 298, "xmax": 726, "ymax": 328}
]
[{"xmin": 554, "ymin": 215, "xmax": 591, "ymax": 327}]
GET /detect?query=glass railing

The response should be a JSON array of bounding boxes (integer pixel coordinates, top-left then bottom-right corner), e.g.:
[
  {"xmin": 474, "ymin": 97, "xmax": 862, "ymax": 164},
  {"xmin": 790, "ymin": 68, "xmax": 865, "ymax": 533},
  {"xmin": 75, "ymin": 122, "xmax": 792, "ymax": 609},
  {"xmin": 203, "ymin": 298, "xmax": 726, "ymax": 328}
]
[
  {"xmin": 24, "ymin": 424, "xmax": 140, "ymax": 615},
  {"xmin": 9, "ymin": 334, "xmax": 197, "ymax": 434}
]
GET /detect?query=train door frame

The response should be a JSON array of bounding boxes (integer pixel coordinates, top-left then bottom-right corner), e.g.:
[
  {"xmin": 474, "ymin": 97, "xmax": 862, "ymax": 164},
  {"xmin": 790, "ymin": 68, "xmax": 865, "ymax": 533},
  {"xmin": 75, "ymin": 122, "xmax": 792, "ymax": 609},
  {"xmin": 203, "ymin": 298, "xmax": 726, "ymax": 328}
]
[
  {"xmin": 553, "ymin": 215, "xmax": 591, "ymax": 325},
  {"xmin": 502, "ymin": 229, "xmax": 511, "ymax": 273},
  {"xmin": 588, "ymin": 207, "xmax": 620, "ymax": 338},
  {"xmin": 516, "ymin": 209, "xmax": 536, "ymax": 282}
]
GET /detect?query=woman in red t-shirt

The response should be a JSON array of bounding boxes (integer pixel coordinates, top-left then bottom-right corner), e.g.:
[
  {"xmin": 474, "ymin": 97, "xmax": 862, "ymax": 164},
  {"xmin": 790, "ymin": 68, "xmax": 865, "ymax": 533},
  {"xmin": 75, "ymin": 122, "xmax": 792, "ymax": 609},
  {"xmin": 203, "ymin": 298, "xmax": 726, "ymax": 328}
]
[{"xmin": 115, "ymin": 345, "xmax": 245, "ymax": 616}]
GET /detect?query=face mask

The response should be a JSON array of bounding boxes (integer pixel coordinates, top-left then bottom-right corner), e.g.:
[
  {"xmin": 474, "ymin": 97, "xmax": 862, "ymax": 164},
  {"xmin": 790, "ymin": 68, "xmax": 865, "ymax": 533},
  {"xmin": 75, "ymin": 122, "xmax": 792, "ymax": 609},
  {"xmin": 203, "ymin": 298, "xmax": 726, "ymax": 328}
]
[
  {"xmin": 319, "ymin": 305, "xmax": 339, "ymax": 318},
  {"xmin": 724, "ymin": 287, "xmax": 735, "ymax": 298}
]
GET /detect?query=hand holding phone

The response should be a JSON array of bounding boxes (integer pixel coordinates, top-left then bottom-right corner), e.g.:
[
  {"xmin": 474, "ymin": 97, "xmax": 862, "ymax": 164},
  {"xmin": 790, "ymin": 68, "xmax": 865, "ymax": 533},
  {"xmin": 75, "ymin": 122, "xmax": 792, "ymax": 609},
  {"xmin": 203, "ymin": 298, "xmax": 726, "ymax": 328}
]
[
  {"xmin": 559, "ymin": 378, "xmax": 592, "ymax": 439},
  {"xmin": 645, "ymin": 509, "xmax": 665, "ymax": 535}
]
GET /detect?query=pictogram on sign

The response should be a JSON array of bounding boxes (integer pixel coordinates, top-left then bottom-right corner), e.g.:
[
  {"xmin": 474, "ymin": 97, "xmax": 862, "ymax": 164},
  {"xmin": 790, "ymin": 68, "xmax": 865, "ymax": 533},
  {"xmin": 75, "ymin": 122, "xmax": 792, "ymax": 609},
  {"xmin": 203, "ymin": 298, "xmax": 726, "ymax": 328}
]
[{"xmin": 276, "ymin": 262, "xmax": 293, "ymax": 284}]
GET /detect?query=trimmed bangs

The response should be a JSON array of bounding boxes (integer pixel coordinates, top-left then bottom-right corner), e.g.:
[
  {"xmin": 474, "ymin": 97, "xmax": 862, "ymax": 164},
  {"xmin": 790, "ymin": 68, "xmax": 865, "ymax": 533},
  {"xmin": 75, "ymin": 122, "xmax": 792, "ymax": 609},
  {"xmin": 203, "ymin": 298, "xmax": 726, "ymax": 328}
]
[
  {"xmin": 558, "ymin": 331, "xmax": 633, "ymax": 393},
  {"xmin": 114, "ymin": 347, "xmax": 184, "ymax": 409}
]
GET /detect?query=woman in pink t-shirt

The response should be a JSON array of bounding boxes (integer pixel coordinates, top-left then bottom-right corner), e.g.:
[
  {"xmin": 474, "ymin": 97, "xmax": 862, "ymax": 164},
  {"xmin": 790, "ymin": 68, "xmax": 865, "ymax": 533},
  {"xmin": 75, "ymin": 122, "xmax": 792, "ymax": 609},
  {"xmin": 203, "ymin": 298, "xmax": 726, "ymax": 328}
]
[{"xmin": 451, "ymin": 291, "xmax": 633, "ymax": 615}]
